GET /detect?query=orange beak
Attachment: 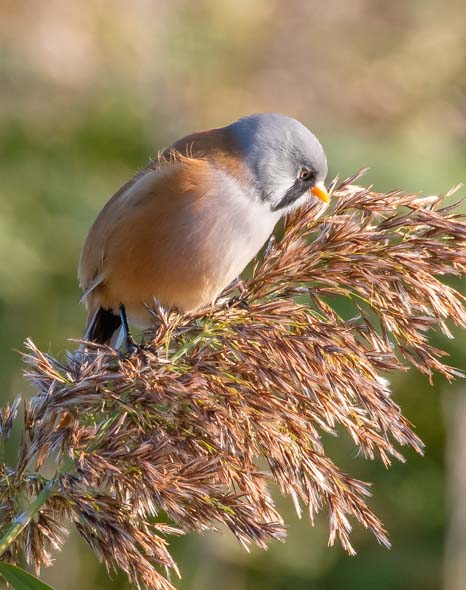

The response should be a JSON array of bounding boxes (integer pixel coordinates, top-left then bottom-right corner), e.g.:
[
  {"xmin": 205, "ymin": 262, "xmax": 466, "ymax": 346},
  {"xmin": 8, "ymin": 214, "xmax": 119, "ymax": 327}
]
[{"xmin": 311, "ymin": 181, "xmax": 330, "ymax": 204}]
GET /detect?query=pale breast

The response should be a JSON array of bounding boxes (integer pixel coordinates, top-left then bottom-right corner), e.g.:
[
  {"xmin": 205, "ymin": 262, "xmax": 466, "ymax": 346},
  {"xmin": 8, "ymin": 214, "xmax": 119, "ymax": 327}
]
[{"xmin": 196, "ymin": 167, "xmax": 279, "ymax": 294}]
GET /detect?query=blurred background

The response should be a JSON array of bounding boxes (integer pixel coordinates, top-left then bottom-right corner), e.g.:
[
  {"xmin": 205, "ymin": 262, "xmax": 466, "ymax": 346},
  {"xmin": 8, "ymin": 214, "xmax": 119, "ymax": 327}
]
[{"xmin": 1, "ymin": 1, "xmax": 465, "ymax": 589}]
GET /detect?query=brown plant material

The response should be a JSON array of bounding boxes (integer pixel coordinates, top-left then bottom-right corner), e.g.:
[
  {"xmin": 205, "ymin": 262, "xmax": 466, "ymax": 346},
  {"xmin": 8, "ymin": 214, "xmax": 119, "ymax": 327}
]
[{"xmin": 1, "ymin": 172, "xmax": 465, "ymax": 589}]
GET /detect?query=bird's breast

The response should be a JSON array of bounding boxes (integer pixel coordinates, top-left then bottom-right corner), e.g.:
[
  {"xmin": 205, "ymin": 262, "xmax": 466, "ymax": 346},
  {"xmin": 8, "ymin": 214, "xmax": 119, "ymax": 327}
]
[{"xmin": 175, "ymin": 168, "xmax": 279, "ymax": 305}]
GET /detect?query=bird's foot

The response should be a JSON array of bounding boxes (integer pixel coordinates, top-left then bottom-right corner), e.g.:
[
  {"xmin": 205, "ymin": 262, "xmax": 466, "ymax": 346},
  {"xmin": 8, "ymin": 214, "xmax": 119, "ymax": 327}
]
[
  {"xmin": 118, "ymin": 303, "xmax": 157, "ymax": 358},
  {"xmin": 123, "ymin": 334, "xmax": 157, "ymax": 358},
  {"xmin": 226, "ymin": 295, "xmax": 249, "ymax": 310}
]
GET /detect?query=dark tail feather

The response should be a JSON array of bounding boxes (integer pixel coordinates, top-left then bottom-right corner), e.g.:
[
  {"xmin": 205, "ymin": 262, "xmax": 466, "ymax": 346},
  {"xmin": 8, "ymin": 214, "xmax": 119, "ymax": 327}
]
[{"xmin": 84, "ymin": 307, "xmax": 121, "ymax": 344}]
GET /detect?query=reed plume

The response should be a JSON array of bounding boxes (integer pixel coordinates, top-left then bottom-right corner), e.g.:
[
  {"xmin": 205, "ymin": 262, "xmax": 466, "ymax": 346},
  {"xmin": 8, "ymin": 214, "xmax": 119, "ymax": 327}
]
[{"xmin": 0, "ymin": 171, "xmax": 465, "ymax": 590}]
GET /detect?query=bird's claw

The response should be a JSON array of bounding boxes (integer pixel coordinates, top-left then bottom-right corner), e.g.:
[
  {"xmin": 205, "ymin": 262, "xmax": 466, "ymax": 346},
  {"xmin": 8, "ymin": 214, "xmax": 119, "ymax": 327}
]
[
  {"xmin": 123, "ymin": 337, "xmax": 157, "ymax": 358},
  {"xmin": 226, "ymin": 295, "xmax": 249, "ymax": 310}
]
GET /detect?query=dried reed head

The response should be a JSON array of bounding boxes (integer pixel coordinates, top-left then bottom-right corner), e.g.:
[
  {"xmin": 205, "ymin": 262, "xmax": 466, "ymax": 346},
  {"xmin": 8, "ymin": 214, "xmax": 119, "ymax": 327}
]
[{"xmin": 1, "ymin": 171, "xmax": 465, "ymax": 589}]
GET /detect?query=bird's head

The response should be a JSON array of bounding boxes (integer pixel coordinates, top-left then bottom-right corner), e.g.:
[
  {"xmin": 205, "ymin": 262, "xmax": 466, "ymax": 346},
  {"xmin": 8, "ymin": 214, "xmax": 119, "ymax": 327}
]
[{"xmin": 229, "ymin": 113, "xmax": 329, "ymax": 213}]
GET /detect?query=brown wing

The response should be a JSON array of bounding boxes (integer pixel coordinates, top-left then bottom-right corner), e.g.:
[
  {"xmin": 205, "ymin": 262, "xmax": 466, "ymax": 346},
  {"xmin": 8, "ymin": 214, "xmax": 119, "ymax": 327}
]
[
  {"xmin": 78, "ymin": 156, "xmax": 216, "ymax": 319},
  {"xmin": 77, "ymin": 127, "xmax": 226, "ymax": 297},
  {"xmin": 78, "ymin": 166, "xmax": 149, "ymax": 293}
]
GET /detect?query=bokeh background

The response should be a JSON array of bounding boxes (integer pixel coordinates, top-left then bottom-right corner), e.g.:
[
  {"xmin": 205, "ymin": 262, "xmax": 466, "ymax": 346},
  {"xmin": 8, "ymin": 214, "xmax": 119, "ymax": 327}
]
[{"xmin": 1, "ymin": 1, "xmax": 465, "ymax": 589}]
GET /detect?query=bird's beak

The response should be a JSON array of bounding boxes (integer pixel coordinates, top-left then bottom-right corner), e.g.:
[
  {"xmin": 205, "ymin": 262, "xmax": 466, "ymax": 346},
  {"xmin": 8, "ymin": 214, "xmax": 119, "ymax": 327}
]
[{"xmin": 311, "ymin": 182, "xmax": 330, "ymax": 204}]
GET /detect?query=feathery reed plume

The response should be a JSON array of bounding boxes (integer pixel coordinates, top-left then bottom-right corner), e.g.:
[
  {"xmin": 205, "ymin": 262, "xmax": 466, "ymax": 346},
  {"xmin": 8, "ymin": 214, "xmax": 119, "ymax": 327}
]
[{"xmin": 0, "ymin": 171, "xmax": 465, "ymax": 589}]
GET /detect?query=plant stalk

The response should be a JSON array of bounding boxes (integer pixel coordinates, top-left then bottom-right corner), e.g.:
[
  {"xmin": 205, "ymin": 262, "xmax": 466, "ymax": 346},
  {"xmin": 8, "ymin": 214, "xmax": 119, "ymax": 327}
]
[
  {"xmin": 0, "ymin": 479, "xmax": 54, "ymax": 557},
  {"xmin": 0, "ymin": 456, "xmax": 74, "ymax": 558}
]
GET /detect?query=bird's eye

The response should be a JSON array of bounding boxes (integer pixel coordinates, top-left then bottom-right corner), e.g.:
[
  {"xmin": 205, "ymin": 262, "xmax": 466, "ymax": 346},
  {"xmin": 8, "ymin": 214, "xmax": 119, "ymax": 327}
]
[{"xmin": 299, "ymin": 169, "xmax": 314, "ymax": 182}]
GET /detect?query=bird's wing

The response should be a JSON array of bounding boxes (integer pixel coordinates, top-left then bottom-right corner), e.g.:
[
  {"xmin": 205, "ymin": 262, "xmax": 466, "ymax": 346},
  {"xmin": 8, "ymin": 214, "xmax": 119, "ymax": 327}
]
[
  {"xmin": 78, "ymin": 166, "xmax": 150, "ymax": 293},
  {"xmin": 79, "ymin": 272, "xmax": 105, "ymax": 303},
  {"xmin": 77, "ymin": 156, "xmax": 213, "ymax": 303}
]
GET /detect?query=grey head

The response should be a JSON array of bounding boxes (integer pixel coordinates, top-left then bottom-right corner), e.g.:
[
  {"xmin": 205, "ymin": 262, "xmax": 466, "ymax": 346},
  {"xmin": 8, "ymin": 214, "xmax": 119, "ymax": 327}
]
[{"xmin": 228, "ymin": 113, "xmax": 328, "ymax": 212}]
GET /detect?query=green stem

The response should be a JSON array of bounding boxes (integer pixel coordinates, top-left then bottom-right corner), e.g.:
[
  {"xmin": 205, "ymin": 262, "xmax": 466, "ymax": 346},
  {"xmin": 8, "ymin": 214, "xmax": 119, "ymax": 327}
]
[
  {"xmin": 0, "ymin": 480, "xmax": 54, "ymax": 557},
  {"xmin": 0, "ymin": 408, "xmax": 121, "ymax": 557},
  {"xmin": 0, "ymin": 456, "xmax": 75, "ymax": 558}
]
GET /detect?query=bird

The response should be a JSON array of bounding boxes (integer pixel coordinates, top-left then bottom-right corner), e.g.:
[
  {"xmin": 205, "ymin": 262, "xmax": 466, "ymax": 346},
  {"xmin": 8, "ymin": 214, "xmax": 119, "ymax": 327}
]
[{"xmin": 78, "ymin": 112, "xmax": 329, "ymax": 351}]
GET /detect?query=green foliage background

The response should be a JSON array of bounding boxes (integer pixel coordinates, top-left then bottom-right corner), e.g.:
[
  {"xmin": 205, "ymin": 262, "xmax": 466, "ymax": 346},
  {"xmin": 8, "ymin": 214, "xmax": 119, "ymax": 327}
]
[{"xmin": 0, "ymin": 1, "xmax": 465, "ymax": 589}]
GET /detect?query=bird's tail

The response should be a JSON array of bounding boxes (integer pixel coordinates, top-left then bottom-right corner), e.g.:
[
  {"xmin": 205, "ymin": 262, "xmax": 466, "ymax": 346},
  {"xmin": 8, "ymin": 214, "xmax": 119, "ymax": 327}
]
[{"xmin": 84, "ymin": 307, "xmax": 121, "ymax": 344}]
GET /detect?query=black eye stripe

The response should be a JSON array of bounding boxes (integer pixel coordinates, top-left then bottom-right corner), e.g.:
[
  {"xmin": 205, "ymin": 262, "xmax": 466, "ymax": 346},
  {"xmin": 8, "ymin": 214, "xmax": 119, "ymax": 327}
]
[{"xmin": 271, "ymin": 177, "xmax": 313, "ymax": 212}]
